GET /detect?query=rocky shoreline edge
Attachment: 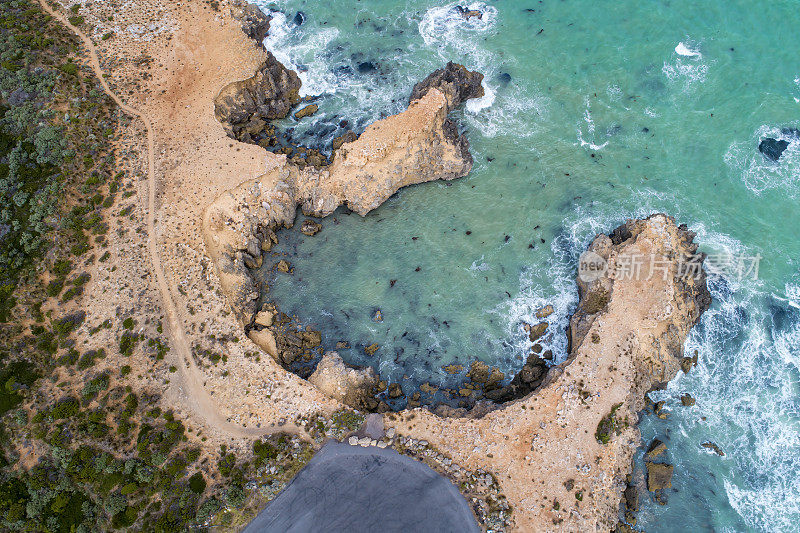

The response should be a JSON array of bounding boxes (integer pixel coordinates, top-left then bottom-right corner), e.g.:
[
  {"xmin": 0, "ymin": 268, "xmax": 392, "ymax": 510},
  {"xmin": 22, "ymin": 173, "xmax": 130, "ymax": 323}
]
[
  {"xmin": 204, "ymin": 3, "xmax": 492, "ymax": 413},
  {"xmin": 201, "ymin": 5, "xmax": 713, "ymax": 529},
  {"xmin": 204, "ymin": 3, "xmax": 711, "ymax": 418}
]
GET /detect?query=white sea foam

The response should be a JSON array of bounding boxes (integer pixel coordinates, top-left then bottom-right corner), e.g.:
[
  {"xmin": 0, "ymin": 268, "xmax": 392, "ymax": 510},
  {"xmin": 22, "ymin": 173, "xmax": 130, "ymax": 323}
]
[
  {"xmin": 263, "ymin": 11, "xmax": 340, "ymax": 97},
  {"xmin": 643, "ymin": 229, "xmax": 800, "ymax": 531},
  {"xmin": 466, "ymin": 82, "xmax": 496, "ymax": 114},
  {"xmin": 724, "ymin": 124, "xmax": 800, "ymax": 197},
  {"xmin": 468, "ymin": 256, "xmax": 490, "ymax": 272},
  {"xmin": 663, "ymin": 40, "xmax": 709, "ymax": 91},
  {"xmin": 794, "ymin": 76, "xmax": 800, "ymax": 102},
  {"xmin": 577, "ymin": 98, "xmax": 609, "ymax": 150},
  {"xmin": 418, "ymin": 2, "xmax": 498, "ymax": 53},
  {"xmin": 675, "ymin": 42, "xmax": 702, "ymax": 58},
  {"xmin": 464, "ymin": 87, "xmax": 548, "ymax": 140},
  {"xmin": 785, "ymin": 283, "xmax": 800, "ymax": 307}
]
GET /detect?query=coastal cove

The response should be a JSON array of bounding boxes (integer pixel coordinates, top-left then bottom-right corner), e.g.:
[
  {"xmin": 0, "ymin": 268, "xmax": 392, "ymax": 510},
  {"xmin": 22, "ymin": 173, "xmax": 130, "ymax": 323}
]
[
  {"xmin": 217, "ymin": 0, "xmax": 800, "ymax": 531},
  {"xmin": 0, "ymin": 0, "xmax": 796, "ymax": 531}
]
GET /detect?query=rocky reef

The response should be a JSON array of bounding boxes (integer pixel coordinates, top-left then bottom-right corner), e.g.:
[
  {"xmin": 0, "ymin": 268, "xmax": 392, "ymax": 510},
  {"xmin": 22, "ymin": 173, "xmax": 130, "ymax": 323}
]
[{"xmin": 758, "ymin": 127, "xmax": 799, "ymax": 162}]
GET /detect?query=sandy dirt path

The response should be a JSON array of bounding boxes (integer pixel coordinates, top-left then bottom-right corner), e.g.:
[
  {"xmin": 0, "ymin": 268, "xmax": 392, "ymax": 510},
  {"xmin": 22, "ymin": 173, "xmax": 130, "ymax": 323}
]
[{"xmin": 37, "ymin": 0, "xmax": 307, "ymax": 442}]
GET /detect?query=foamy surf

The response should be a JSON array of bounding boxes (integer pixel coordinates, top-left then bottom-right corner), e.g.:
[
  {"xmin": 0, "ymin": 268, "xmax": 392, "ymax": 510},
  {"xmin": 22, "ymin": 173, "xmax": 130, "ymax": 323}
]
[
  {"xmin": 418, "ymin": 2, "xmax": 498, "ymax": 50},
  {"xmin": 463, "ymin": 86, "xmax": 548, "ymax": 139},
  {"xmin": 466, "ymin": 81, "xmax": 495, "ymax": 114},
  {"xmin": 724, "ymin": 124, "xmax": 800, "ymax": 197},
  {"xmin": 675, "ymin": 42, "xmax": 702, "ymax": 58},
  {"xmin": 577, "ymin": 99, "xmax": 609, "ymax": 150},
  {"xmin": 262, "ymin": 10, "xmax": 341, "ymax": 97},
  {"xmin": 663, "ymin": 40, "xmax": 709, "ymax": 91},
  {"xmin": 636, "ymin": 223, "xmax": 800, "ymax": 531}
]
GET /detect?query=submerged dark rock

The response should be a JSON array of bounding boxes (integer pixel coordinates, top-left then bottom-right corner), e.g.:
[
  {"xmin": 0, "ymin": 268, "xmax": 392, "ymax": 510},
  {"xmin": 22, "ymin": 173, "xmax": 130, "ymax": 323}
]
[
  {"xmin": 700, "ymin": 441, "xmax": 725, "ymax": 456},
  {"xmin": 645, "ymin": 439, "xmax": 667, "ymax": 460},
  {"xmin": 759, "ymin": 138, "xmax": 790, "ymax": 161},
  {"xmin": 357, "ymin": 61, "xmax": 377, "ymax": 73},
  {"xmin": 293, "ymin": 11, "xmax": 305, "ymax": 26},
  {"xmin": 781, "ymin": 127, "xmax": 800, "ymax": 139},
  {"xmin": 645, "ymin": 462, "xmax": 673, "ymax": 491}
]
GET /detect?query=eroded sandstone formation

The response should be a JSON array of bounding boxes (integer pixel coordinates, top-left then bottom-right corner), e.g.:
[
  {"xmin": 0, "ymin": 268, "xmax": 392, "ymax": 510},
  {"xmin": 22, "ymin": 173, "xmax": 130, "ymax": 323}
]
[
  {"xmin": 386, "ymin": 214, "xmax": 710, "ymax": 531},
  {"xmin": 214, "ymin": 52, "xmax": 301, "ymax": 140},
  {"xmin": 231, "ymin": 0, "xmax": 272, "ymax": 44},
  {"xmin": 203, "ymin": 21, "xmax": 484, "ymax": 409}
]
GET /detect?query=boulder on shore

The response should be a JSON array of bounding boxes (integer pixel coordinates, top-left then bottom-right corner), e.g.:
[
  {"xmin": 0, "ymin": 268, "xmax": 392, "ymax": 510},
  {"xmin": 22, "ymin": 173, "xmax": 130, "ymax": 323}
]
[{"xmin": 308, "ymin": 352, "xmax": 378, "ymax": 409}]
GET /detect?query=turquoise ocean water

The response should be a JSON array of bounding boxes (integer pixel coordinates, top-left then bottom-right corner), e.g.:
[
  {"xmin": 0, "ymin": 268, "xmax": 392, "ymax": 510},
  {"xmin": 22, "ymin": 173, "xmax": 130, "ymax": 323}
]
[{"xmin": 249, "ymin": 1, "xmax": 800, "ymax": 530}]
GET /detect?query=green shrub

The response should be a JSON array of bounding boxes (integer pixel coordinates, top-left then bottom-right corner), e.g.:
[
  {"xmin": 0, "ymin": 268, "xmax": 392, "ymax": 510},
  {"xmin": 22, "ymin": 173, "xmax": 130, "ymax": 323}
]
[
  {"xmin": 46, "ymin": 279, "xmax": 63, "ymax": 296},
  {"xmin": 119, "ymin": 332, "xmax": 139, "ymax": 356},
  {"xmin": 50, "ymin": 396, "xmax": 80, "ymax": 419},
  {"xmin": 188, "ymin": 472, "xmax": 206, "ymax": 494},
  {"xmin": 53, "ymin": 311, "xmax": 85, "ymax": 336},
  {"xmin": 595, "ymin": 403, "xmax": 623, "ymax": 444},
  {"xmin": 77, "ymin": 349, "xmax": 104, "ymax": 370},
  {"xmin": 82, "ymin": 373, "xmax": 110, "ymax": 402},
  {"xmin": 0, "ymin": 361, "xmax": 40, "ymax": 415},
  {"xmin": 59, "ymin": 62, "xmax": 78, "ymax": 75}
]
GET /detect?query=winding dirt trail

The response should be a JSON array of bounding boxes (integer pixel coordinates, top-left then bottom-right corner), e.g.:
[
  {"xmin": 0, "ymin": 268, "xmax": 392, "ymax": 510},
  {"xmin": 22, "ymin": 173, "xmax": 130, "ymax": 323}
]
[{"xmin": 38, "ymin": 0, "xmax": 307, "ymax": 441}]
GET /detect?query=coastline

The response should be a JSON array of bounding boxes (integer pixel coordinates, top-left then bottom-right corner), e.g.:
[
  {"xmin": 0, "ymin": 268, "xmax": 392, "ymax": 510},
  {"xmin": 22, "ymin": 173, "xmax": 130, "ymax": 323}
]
[
  {"xmin": 61, "ymin": 0, "xmax": 712, "ymax": 530},
  {"xmin": 200, "ymin": 5, "xmax": 711, "ymax": 529}
]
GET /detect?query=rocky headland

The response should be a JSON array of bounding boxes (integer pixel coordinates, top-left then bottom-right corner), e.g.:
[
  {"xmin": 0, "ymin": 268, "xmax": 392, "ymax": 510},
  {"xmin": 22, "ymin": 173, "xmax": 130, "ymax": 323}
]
[
  {"xmin": 203, "ymin": 12, "xmax": 484, "ymax": 409},
  {"xmin": 199, "ymin": 3, "xmax": 712, "ymax": 530}
]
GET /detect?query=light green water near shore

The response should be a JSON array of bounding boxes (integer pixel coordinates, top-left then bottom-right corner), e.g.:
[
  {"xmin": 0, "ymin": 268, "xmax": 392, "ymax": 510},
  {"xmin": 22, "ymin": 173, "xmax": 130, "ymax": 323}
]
[{"xmin": 251, "ymin": 0, "xmax": 800, "ymax": 530}]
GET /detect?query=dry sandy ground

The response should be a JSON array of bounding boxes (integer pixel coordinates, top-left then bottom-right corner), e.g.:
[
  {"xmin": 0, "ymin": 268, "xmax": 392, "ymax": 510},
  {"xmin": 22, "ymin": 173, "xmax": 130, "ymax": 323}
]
[
  {"xmin": 50, "ymin": 0, "xmax": 707, "ymax": 530},
  {"xmin": 47, "ymin": 0, "xmax": 340, "ymax": 455}
]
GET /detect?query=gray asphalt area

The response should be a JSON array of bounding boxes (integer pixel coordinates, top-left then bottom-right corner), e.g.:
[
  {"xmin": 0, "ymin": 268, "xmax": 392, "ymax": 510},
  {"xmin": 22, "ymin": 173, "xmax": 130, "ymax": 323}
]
[{"xmin": 243, "ymin": 441, "xmax": 480, "ymax": 533}]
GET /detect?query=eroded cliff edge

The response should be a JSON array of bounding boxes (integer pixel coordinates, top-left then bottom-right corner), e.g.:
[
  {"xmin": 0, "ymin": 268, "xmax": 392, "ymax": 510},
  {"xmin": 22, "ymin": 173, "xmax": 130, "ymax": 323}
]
[
  {"xmin": 202, "ymin": 41, "xmax": 484, "ymax": 399},
  {"xmin": 200, "ymin": 6, "xmax": 713, "ymax": 529},
  {"xmin": 387, "ymin": 214, "xmax": 710, "ymax": 531}
]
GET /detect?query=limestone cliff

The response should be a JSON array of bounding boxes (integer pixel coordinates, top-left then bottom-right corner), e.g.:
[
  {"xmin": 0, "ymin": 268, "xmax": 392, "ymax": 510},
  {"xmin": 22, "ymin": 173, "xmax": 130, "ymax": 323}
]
[
  {"xmin": 203, "ymin": 58, "xmax": 483, "ymax": 395},
  {"xmin": 389, "ymin": 214, "xmax": 710, "ymax": 531}
]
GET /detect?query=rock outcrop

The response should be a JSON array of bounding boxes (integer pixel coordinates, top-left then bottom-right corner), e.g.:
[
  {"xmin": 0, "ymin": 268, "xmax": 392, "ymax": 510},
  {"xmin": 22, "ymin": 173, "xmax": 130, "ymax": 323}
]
[
  {"xmin": 759, "ymin": 137, "xmax": 790, "ymax": 161},
  {"xmin": 308, "ymin": 352, "xmax": 380, "ymax": 411},
  {"xmin": 758, "ymin": 127, "xmax": 799, "ymax": 162},
  {"xmin": 214, "ymin": 52, "xmax": 301, "ymax": 139},
  {"xmin": 231, "ymin": 0, "xmax": 272, "ymax": 44}
]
